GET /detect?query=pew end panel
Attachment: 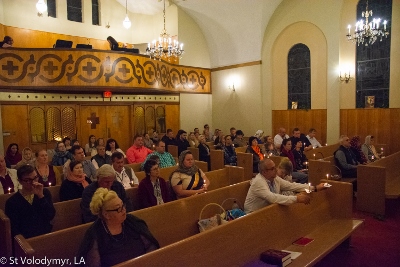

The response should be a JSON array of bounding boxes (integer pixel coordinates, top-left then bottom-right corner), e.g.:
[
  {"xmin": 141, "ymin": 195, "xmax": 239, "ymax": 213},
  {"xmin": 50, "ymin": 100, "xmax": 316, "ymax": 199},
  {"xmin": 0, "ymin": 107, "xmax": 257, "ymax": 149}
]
[
  {"xmin": 167, "ymin": 145, "xmax": 178, "ymax": 158},
  {"xmin": 0, "ymin": 210, "xmax": 12, "ymax": 257},
  {"xmin": 304, "ymin": 144, "xmax": 340, "ymax": 160},
  {"xmin": 356, "ymin": 165, "xmax": 386, "ymax": 216},
  {"xmin": 205, "ymin": 168, "xmax": 230, "ymax": 191},
  {"xmin": 227, "ymin": 165, "xmax": 245, "ymax": 185},
  {"xmin": 188, "ymin": 147, "xmax": 199, "ymax": 160},
  {"xmin": 195, "ymin": 160, "xmax": 208, "ymax": 172},
  {"xmin": 308, "ymin": 159, "xmax": 332, "ymax": 185},
  {"xmin": 235, "ymin": 146, "xmax": 247, "ymax": 153},
  {"xmin": 52, "ymin": 199, "xmax": 82, "ymax": 231},
  {"xmin": 47, "ymin": 185, "xmax": 61, "ymax": 203},
  {"xmin": 125, "ymin": 187, "xmax": 140, "ymax": 211},
  {"xmin": 237, "ymin": 152, "xmax": 253, "ymax": 180},
  {"xmin": 210, "ymin": 149, "xmax": 224, "ymax": 171},
  {"xmin": 14, "ymin": 234, "xmax": 35, "ymax": 258}
]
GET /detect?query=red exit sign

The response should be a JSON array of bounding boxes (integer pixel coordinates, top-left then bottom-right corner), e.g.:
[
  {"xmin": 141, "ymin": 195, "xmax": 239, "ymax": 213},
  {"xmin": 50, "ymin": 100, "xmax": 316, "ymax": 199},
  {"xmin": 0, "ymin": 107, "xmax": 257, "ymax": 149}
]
[{"xmin": 103, "ymin": 91, "xmax": 112, "ymax": 98}]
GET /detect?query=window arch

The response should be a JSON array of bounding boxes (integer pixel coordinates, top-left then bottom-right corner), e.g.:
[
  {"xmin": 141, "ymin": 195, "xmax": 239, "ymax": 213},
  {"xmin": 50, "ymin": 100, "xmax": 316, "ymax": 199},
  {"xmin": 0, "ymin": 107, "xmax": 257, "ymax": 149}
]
[
  {"xmin": 287, "ymin": 43, "xmax": 311, "ymax": 109},
  {"xmin": 67, "ymin": 0, "xmax": 82, "ymax": 22},
  {"xmin": 356, "ymin": 0, "xmax": 392, "ymax": 108},
  {"xmin": 92, "ymin": 0, "xmax": 100, "ymax": 25}
]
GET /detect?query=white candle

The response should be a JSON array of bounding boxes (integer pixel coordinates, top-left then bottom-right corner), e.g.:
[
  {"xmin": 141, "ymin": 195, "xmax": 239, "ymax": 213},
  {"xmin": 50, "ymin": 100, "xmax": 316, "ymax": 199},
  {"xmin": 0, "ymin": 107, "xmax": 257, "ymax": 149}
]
[
  {"xmin": 8, "ymin": 187, "xmax": 11, "ymax": 194},
  {"xmin": 313, "ymin": 154, "xmax": 316, "ymax": 159},
  {"xmin": 383, "ymin": 20, "xmax": 387, "ymax": 30},
  {"xmin": 326, "ymin": 174, "xmax": 329, "ymax": 180},
  {"xmin": 49, "ymin": 182, "xmax": 52, "ymax": 187},
  {"xmin": 348, "ymin": 24, "xmax": 351, "ymax": 34},
  {"xmin": 326, "ymin": 143, "xmax": 328, "ymax": 146}
]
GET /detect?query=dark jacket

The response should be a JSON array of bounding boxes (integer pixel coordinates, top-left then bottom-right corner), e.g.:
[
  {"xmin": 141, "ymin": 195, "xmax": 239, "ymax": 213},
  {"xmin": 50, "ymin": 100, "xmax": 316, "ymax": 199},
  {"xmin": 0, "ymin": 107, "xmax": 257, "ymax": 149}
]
[{"xmin": 137, "ymin": 177, "xmax": 170, "ymax": 209}]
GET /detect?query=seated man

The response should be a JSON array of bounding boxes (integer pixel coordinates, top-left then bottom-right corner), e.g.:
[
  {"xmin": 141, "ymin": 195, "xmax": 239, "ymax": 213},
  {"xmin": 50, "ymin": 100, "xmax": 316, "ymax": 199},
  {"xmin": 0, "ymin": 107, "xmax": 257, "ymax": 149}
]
[
  {"xmin": 126, "ymin": 134, "xmax": 152, "ymax": 163},
  {"xmin": 334, "ymin": 135, "xmax": 358, "ymax": 178},
  {"xmin": 81, "ymin": 164, "xmax": 133, "ymax": 223},
  {"xmin": 306, "ymin": 128, "xmax": 322, "ymax": 148},
  {"xmin": 112, "ymin": 152, "xmax": 139, "ymax": 188},
  {"xmin": 244, "ymin": 159, "xmax": 326, "ymax": 213},
  {"xmin": 289, "ymin": 127, "xmax": 312, "ymax": 152},
  {"xmin": 5, "ymin": 165, "xmax": 56, "ymax": 238},
  {"xmin": 91, "ymin": 144, "xmax": 112, "ymax": 169},
  {"xmin": 141, "ymin": 140, "xmax": 176, "ymax": 169},
  {"xmin": 274, "ymin": 127, "xmax": 289, "ymax": 150},
  {"xmin": 232, "ymin": 130, "xmax": 246, "ymax": 147},
  {"xmin": 223, "ymin": 135, "xmax": 237, "ymax": 166},
  {"xmin": 64, "ymin": 145, "xmax": 97, "ymax": 181}
]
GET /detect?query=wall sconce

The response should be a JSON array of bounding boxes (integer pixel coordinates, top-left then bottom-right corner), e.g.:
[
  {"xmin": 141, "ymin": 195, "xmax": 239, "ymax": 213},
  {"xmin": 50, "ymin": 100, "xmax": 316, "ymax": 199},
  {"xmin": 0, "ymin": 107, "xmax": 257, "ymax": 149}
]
[
  {"xmin": 105, "ymin": 22, "xmax": 111, "ymax": 29},
  {"xmin": 339, "ymin": 70, "xmax": 352, "ymax": 83},
  {"xmin": 228, "ymin": 83, "xmax": 236, "ymax": 92},
  {"xmin": 36, "ymin": 0, "xmax": 47, "ymax": 17}
]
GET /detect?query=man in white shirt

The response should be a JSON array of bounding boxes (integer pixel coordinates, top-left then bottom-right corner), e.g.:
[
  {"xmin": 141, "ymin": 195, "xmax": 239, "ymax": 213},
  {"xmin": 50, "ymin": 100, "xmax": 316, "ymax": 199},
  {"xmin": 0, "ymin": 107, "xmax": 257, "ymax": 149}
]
[
  {"xmin": 306, "ymin": 128, "xmax": 323, "ymax": 148},
  {"xmin": 244, "ymin": 159, "xmax": 326, "ymax": 213},
  {"xmin": 111, "ymin": 152, "xmax": 139, "ymax": 189},
  {"xmin": 273, "ymin": 127, "xmax": 290, "ymax": 149}
]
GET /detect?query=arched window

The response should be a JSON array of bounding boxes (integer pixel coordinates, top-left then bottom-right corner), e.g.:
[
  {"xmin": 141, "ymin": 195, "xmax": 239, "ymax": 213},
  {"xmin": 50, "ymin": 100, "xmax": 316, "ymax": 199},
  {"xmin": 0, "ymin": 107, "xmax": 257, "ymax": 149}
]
[
  {"xmin": 47, "ymin": 0, "xmax": 56, "ymax": 18},
  {"xmin": 92, "ymin": 0, "xmax": 100, "ymax": 25},
  {"xmin": 287, "ymin": 43, "xmax": 311, "ymax": 109},
  {"xmin": 356, "ymin": 0, "xmax": 392, "ymax": 108},
  {"xmin": 67, "ymin": 0, "xmax": 82, "ymax": 22}
]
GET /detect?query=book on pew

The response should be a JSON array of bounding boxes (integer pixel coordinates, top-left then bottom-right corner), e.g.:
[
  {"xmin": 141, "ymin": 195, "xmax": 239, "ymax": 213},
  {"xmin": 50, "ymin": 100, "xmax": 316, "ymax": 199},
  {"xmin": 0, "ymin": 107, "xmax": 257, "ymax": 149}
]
[
  {"xmin": 292, "ymin": 237, "xmax": 314, "ymax": 246},
  {"xmin": 260, "ymin": 249, "xmax": 291, "ymax": 267}
]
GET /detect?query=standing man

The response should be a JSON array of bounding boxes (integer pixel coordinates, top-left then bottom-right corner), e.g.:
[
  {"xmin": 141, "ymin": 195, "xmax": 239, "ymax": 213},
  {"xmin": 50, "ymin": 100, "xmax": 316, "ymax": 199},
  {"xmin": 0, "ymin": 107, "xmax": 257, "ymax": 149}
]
[
  {"xmin": 161, "ymin": 129, "xmax": 176, "ymax": 152},
  {"xmin": 5, "ymin": 165, "xmax": 55, "ymax": 238},
  {"xmin": 306, "ymin": 128, "xmax": 323, "ymax": 148},
  {"xmin": 81, "ymin": 164, "xmax": 132, "ymax": 223},
  {"xmin": 111, "ymin": 152, "xmax": 139, "ymax": 188},
  {"xmin": 274, "ymin": 127, "xmax": 290, "ymax": 150},
  {"xmin": 64, "ymin": 145, "xmax": 97, "ymax": 181},
  {"xmin": 126, "ymin": 134, "xmax": 152, "ymax": 163},
  {"xmin": 176, "ymin": 130, "xmax": 190, "ymax": 156},
  {"xmin": 142, "ymin": 140, "xmax": 176, "ymax": 168},
  {"xmin": 244, "ymin": 159, "xmax": 326, "ymax": 213}
]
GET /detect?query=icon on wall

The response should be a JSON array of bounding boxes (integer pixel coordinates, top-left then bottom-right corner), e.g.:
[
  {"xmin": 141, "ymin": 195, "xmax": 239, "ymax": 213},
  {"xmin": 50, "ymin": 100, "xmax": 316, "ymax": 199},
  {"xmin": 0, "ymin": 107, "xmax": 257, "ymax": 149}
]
[
  {"xmin": 291, "ymin": 101, "xmax": 298, "ymax": 110},
  {"xmin": 365, "ymin": 96, "xmax": 375, "ymax": 108}
]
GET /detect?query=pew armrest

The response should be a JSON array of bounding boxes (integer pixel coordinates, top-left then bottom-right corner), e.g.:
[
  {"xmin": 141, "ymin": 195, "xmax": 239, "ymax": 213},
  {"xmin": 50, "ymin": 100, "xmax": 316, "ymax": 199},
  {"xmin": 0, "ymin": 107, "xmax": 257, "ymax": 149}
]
[
  {"xmin": 0, "ymin": 210, "xmax": 12, "ymax": 257},
  {"xmin": 14, "ymin": 234, "xmax": 35, "ymax": 257}
]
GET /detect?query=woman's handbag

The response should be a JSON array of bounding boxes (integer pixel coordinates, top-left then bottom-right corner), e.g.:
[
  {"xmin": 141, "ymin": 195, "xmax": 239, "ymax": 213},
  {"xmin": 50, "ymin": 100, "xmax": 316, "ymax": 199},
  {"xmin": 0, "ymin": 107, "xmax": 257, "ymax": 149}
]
[{"xmin": 198, "ymin": 203, "xmax": 228, "ymax": 232}]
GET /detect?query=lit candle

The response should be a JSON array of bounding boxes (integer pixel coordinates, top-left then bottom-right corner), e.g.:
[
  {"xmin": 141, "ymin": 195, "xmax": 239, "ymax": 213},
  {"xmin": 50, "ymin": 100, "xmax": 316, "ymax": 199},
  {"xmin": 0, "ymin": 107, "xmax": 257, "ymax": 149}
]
[
  {"xmin": 304, "ymin": 143, "xmax": 306, "ymax": 147},
  {"xmin": 8, "ymin": 187, "xmax": 11, "ymax": 194},
  {"xmin": 383, "ymin": 20, "xmax": 387, "ymax": 30},
  {"xmin": 348, "ymin": 24, "xmax": 351, "ymax": 34},
  {"xmin": 308, "ymin": 183, "xmax": 311, "ymax": 191},
  {"xmin": 180, "ymin": 43, "xmax": 183, "ymax": 50},
  {"xmin": 49, "ymin": 182, "xmax": 52, "ymax": 187},
  {"xmin": 326, "ymin": 143, "xmax": 328, "ymax": 146},
  {"xmin": 326, "ymin": 174, "xmax": 329, "ymax": 180},
  {"xmin": 371, "ymin": 156, "xmax": 374, "ymax": 160},
  {"xmin": 313, "ymin": 154, "xmax": 316, "ymax": 160}
]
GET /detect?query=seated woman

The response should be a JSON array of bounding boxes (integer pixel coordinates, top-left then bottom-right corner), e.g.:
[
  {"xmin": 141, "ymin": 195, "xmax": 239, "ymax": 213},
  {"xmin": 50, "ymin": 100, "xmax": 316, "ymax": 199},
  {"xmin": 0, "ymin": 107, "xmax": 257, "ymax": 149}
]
[
  {"xmin": 277, "ymin": 158, "xmax": 295, "ymax": 196},
  {"xmin": 85, "ymin": 135, "xmax": 97, "ymax": 156},
  {"xmin": 214, "ymin": 134, "xmax": 226, "ymax": 150},
  {"xmin": 246, "ymin": 136, "xmax": 264, "ymax": 174},
  {"xmin": 280, "ymin": 139, "xmax": 308, "ymax": 184},
  {"xmin": 5, "ymin": 165, "xmax": 55, "ymax": 238},
  {"xmin": 59, "ymin": 161, "xmax": 91, "ymax": 201},
  {"xmin": 198, "ymin": 135, "xmax": 211, "ymax": 171},
  {"xmin": 264, "ymin": 135, "xmax": 280, "ymax": 156},
  {"xmin": 5, "ymin": 143, "xmax": 22, "ymax": 168},
  {"xmin": 143, "ymin": 133, "xmax": 154, "ymax": 149},
  {"xmin": 138, "ymin": 159, "xmax": 171, "ymax": 209},
  {"xmin": 170, "ymin": 150, "xmax": 210, "ymax": 199},
  {"xmin": 78, "ymin": 188, "xmax": 159, "ymax": 266},
  {"xmin": 51, "ymin": 141, "xmax": 74, "ymax": 166},
  {"xmin": 362, "ymin": 135, "xmax": 381, "ymax": 162},
  {"xmin": 106, "ymin": 138, "xmax": 126, "ymax": 158},
  {"xmin": 15, "ymin": 147, "xmax": 36, "ymax": 169},
  {"xmin": 0, "ymin": 155, "xmax": 19, "ymax": 194},
  {"xmin": 63, "ymin": 137, "xmax": 72, "ymax": 151},
  {"xmin": 292, "ymin": 140, "xmax": 308, "ymax": 172},
  {"xmin": 188, "ymin": 132, "xmax": 199, "ymax": 148},
  {"xmin": 35, "ymin": 149, "xmax": 62, "ymax": 187},
  {"xmin": 350, "ymin": 136, "xmax": 368, "ymax": 164}
]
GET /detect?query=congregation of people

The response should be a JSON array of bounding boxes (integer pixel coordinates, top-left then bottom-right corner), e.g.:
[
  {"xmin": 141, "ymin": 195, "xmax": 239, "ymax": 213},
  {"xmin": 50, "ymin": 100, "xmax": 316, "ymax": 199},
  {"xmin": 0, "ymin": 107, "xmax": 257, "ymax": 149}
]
[{"xmin": 1, "ymin": 125, "xmax": 383, "ymax": 265}]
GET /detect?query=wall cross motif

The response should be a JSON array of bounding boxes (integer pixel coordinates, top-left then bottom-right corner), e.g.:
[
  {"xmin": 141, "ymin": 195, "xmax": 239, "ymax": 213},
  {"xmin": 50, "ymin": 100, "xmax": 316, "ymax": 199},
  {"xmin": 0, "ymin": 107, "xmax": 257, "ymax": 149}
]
[{"xmin": 87, "ymin": 112, "xmax": 100, "ymax": 129}]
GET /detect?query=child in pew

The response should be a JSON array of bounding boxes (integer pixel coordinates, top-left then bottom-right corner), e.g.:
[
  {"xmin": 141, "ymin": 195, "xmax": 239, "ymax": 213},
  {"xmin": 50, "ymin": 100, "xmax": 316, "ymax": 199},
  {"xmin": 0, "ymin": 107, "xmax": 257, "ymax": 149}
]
[
  {"xmin": 244, "ymin": 159, "xmax": 328, "ymax": 213},
  {"xmin": 5, "ymin": 165, "xmax": 56, "ymax": 238},
  {"xmin": 78, "ymin": 188, "xmax": 159, "ymax": 266},
  {"xmin": 137, "ymin": 159, "xmax": 171, "ymax": 209}
]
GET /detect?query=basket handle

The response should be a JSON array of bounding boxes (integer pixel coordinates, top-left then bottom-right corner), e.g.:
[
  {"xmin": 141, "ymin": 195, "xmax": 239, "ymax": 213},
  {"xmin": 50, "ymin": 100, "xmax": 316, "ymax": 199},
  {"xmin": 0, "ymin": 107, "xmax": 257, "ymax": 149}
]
[
  {"xmin": 331, "ymin": 165, "xmax": 342, "ymax": 178},
  {"xmin": 221, "ymin": 198, "xmax": 243, "ymax": 210},
  {"xmin": 199, "ymin": 203, "xmax": 226, "ymax": 221}
]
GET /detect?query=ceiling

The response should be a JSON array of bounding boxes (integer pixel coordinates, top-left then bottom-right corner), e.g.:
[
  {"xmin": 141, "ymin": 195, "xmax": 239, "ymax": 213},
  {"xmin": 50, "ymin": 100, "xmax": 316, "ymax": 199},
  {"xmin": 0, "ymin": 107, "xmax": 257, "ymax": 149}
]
[{"xmin": 116, "ymin": 0, "xmax": 283, "ymax": 67}]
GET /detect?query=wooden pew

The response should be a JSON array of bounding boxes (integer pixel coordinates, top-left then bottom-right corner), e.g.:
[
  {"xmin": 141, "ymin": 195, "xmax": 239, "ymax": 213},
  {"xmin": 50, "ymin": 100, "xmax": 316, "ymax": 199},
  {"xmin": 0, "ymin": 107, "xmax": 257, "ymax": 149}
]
[
  {"xmin": 52, "ymin": 199, "xmax": 82, "ymax": 231},
  {"xmin": 116, "ymin": 180, "xmax": 363, "ymax": 267},
  {"xmin": 187, "ymin": 147, "xmax": 199, "ymax": 160},
  {"xmin": 235, "ymin": 146, "xmax": 247, "ymax": 153},
  {"xmin": 356, "ymin": 151, "xmax": 400, "ymax": 216},
  {"xmin": 0, "ymin": 210, "xmax": 11, "ymax": 257},
  {"xmin": 14, "ymin": 178, "xmax": 250, "ymax": 261},
  {"xmin": 167, "ymin": 145, "xmax": 178, "ymax": 158},
  {"xmin": 237, "ymin": 152, "xmax": 253, "ymax": 180},
  {"xmin": 124, "ymin": 163, "xmax": 142, "ymax": 172},
  {"xmin": 308, "ymin": 156, "xmax": 356, "ymax": 186},
  {"xmin": 210, "ymin": 149, "xmax": 224, "ymax": 171},
  {"xmin": 205, "ymin": 166, "xmax": 245, "ymax": 191},
  {"xmin": 304, "ymin": 143, "xmax": 340, "ymax": 160}
]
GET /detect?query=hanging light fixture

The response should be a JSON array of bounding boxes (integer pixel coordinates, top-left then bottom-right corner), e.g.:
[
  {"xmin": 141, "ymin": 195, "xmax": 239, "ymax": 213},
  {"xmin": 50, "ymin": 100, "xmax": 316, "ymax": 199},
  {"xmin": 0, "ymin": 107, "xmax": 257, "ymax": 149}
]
[
  {"xmin": 346, "ymin": 0, "xmax": 389, "ymax": 46},
  {"xmin": 123, "ymin": 0, "xmax": 131, "ymax": 29},
  {"xmin": 146, "ymin": 0, "xmax": 184, "ymax": 61},
  {"xmin": 36, "ymin": 0, "xmax": 47, "ymax": 16}
]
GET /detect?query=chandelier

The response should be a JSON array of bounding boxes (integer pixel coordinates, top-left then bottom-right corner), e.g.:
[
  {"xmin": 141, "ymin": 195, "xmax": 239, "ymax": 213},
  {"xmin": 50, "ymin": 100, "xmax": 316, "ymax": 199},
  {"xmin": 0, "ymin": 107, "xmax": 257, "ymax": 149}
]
[
  {"xmin": 146, "ymin": 0, "xmax": 184, "ymax": 61},
  {"xmin": 346, "ymin": 0, "xmax": 389, "ymax": 46}
]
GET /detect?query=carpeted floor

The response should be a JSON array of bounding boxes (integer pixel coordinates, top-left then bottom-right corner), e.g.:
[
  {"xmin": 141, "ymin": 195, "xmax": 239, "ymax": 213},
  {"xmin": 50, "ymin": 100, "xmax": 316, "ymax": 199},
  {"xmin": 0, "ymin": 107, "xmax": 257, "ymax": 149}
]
[{"xmin": 316, "ymin": 198, "xmax": 400, "ymax": 267}]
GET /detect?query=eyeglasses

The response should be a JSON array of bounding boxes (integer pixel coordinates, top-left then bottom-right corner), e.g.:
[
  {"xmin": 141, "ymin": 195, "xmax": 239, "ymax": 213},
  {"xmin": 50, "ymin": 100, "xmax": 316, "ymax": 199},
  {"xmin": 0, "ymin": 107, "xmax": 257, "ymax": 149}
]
[
  {"xmin": 105, "ymin": 203, "xmax": 126, "ymax": 213},
  {"xmin": 21, "ymin": 176, "xmax": 39, "ymax": 183},
  {"xmin": 265, "ymin": 166, "xmax": 276, "ymax": 171}
]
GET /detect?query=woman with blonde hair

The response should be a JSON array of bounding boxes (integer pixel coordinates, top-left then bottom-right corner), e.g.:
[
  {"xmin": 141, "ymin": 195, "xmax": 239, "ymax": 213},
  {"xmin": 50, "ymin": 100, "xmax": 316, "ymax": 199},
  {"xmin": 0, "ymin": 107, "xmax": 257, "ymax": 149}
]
[
  {"xmin": 15, "ymin": 147, "xmax": 35, "ymax": 169},
  {"xmin": 35, "ymin": 149, "xmax": 62, "ymax": 187},
  {"xmin": 78, "ymin": 188, "xmax": 159, "ymax": 266},
  {"xmin": 362, "ymin": 135, "xmax": 381, "ymax": 162}
]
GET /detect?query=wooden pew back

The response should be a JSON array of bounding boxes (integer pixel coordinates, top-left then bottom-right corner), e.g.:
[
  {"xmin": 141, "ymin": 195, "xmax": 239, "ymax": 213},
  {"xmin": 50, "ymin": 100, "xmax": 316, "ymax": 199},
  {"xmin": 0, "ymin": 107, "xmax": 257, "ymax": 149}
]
[
  {"xmin": 167, "ymin": 145, "xmax": 178, "ymax": 158},
  {"xmin": 116, "ymin": 181, "xmax": 358, "ymax": 266},
  {"xmin": 187, "ymin": 147, "xmax": 199, "ymax": 160},
  {"xmin": 52, "ymin": 199, "xmax": 82, "ymax": 231},
  {"xmin": 206, "ymin": 166, "xmax": 245, "ymax": 191},
  {"xmin": 124, "ymin": 163, "xmax": 142, "ymax": 172},
  {"xmin": 14, "ymin": 180, "xmax": 251, "ymax": 260},
  {"xmin": 237, "ymin": 152, "xmax": 253, "ymax": 180},
  {"xmin": 304, "ymin": 144, "xmax": 340, "ymax": 160},
  {"xmin": 235, "ymin": 146, "xmax": 247, "ymax": 153},
  {"xmin": 210, "ymin": 149, "xmax": 224, "ymax": 171},
  {"xmin": 0, "ymin": 210, "xmax": 11, "ymax": 257}
]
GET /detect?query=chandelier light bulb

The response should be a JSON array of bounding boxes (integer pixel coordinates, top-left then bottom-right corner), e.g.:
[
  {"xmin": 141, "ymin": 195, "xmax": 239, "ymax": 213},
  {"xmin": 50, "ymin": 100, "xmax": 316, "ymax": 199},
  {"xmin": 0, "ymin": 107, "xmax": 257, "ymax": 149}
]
[
  {"xmin": 36, "ymin": 0, "xmax": 47, "ymax": 14},
  {"xmin": 123, "ymin": 15, "xmax": 131, "ymax": 29}
]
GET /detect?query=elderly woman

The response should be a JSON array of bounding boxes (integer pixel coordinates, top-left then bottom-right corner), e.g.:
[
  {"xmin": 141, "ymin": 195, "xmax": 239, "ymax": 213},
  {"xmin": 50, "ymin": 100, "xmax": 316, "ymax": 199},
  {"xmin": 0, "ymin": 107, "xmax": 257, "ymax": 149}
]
[
  {"xmin": 5, "ymin": 143, "xmax": 22, "ymax": 168},
  {"xmin": 5, "ymin": 165, "xmax": 55, "ymax": 238},
  {"xmin": 362, "ymin": 135, "xmax": 381, "ymax": 162},
  {"xmin": 59, "ymin": 161, "xmax": 91, "ymax": 201},
  {"xmin": 254, "ymin": 130, "xmax": 264, "ymax": 144},
  {"xmin": 51, "ymin": 141, "xmax": 74, "ymax": 166},
  {"xmin": 170, "ymin": 150, "xmax": 210, "ymax": 199},
  {"xmin": 350, "ymin": 136, "xmax": 368, "ymax": 164},
  {"xmin": 15, "ymin": 147, "xmax": 36, "ymax": 169},
  {"xmin": 138, "ymin": 159, "xmax": 171, "ymax": 209},
  {"xmin": 35, "ymin": 149, "xmax": 62, "ymax": 187},
  {"xmin": 78, "ymin": 188, "xmax": 159, "ymax": 266},
  {"xmin": 246, "ymin": 136, "xmax": 264, "ymax": 174},
  {"xmin": 0, "ymin": 155, "xmax": 19, "ymax": 194}
]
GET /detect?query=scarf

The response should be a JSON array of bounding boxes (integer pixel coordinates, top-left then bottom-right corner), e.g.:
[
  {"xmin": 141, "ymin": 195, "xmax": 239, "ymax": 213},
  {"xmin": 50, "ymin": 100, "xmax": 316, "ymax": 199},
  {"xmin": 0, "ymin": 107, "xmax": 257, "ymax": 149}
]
[
  {"xmin": 66, "ymin": 164, "xmax": 89, "ymax": 188},
  {"xmin": 251, "ymin": 145, "xmax": 264, "ymax": 160},
  {"xmin": 170, "ymin": 150, "xmax": 199, "ymax": 177}
]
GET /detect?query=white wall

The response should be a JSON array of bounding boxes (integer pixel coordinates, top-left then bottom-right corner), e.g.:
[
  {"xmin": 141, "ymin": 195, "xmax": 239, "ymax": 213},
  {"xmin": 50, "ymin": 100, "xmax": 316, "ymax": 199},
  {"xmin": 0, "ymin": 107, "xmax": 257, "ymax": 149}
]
[
  {"xmin": 0, "ymin": 1, "xmax": 4, "ymax": 24},
  {"xmin": 179, "ymin": 94, "xmax": 213, "ymax": 132}
]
